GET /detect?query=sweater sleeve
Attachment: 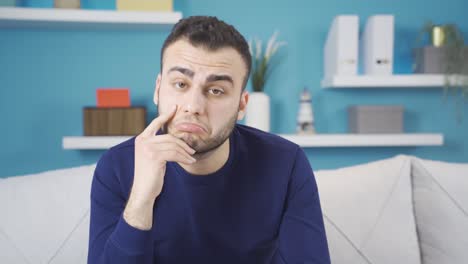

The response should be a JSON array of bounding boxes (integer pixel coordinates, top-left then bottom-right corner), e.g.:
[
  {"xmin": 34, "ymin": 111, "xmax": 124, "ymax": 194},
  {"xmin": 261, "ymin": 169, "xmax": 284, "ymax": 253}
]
[
  {"xmin": 272, "ymin": 147, "xmax": 331, "ymax": 264},
  {"xmin": 87, "ymin": 150, "xmax": 154, "ymax": 264}
]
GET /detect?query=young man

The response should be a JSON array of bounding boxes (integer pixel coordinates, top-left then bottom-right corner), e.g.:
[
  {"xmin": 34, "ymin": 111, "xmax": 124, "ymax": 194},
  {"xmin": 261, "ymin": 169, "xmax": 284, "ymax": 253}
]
[{"xmin": 88, "ymin": 16, "xmax": 330, "ymax": 264}]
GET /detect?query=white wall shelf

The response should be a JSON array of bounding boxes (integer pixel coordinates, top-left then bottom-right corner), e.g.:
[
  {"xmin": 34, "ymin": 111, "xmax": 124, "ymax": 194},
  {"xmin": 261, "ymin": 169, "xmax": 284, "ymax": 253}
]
[
  {"xmin": 0, "ymin": 7, "xmax": 182, "ymax": 29},
  {"xmin": 321, "ymin": 74, "xmax": 468, "ymax": 88},
  {"xmin": 63, "ymin": 136, "xmax": 132, "ymax": 150},
  {"xmin": 63, "ymin": 133, "xmax": 444, "ymax": 150},
  {"xmin": 279, "ymin": 133, "xmax": 443, "ymax": 147}
]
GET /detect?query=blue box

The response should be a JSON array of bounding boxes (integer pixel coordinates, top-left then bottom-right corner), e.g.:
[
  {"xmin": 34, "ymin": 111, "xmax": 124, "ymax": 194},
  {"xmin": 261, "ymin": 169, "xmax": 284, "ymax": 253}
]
[{"xmin": 81, "ymin": 0, "xmax": 115, "ymax": 10}]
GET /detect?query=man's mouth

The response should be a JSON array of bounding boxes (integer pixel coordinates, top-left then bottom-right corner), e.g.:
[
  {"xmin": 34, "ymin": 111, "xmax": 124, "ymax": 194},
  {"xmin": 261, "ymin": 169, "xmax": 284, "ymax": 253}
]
[{"xmin": 174, "ymin": 122, "xmax": 207, "ymax": 134}]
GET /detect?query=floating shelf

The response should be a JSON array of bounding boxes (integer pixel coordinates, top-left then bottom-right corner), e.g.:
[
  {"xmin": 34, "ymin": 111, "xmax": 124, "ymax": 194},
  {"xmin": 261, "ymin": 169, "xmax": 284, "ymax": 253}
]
[
  {"xmin": 63, "ymin": 136, "xmax": 132, "ymax": 150},
  {"xmin": 321, "ymin": 74, "xmax": 468, "ymax": 88},
  {"xmin": 63, "ymin": 133, "xmax": 444, "ymax": 150},
  {"xmin": 0, "ymin": 7, "xmax": 182, "ymax": 29},
  {"xmin": 279, "ymin": 133, "xmax": 443, "ymax": 147}
]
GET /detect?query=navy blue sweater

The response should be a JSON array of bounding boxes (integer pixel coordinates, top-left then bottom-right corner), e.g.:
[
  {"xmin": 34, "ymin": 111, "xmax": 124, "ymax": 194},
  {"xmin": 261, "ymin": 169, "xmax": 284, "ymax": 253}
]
[{"xmin": 88, "ymin": 125, "xmax": 330, "ymax": 263}]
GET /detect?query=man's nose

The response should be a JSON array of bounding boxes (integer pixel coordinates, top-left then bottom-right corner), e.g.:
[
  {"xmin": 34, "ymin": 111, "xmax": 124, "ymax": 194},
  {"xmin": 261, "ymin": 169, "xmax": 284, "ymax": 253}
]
[{"xmin": 181, "ymin": 87, "xmax": 205, "ymax": 115}]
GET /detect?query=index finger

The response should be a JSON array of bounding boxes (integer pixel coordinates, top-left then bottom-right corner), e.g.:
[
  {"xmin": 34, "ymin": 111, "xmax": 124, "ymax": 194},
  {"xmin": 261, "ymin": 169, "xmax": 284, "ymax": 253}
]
[{"xmin": 142, "ymin": 105, "xmax": 177, "ymax": 137}]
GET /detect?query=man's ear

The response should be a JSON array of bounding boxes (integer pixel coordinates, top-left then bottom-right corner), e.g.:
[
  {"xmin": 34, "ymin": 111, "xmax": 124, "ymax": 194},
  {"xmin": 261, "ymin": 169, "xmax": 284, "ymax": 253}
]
[
  {"xmin": 237, "ymin": 91, "xmax": 249, "ymax": 120},
  {"xmin": 153, "ymin": 74, "xmax": 161, "ymax": 106}
]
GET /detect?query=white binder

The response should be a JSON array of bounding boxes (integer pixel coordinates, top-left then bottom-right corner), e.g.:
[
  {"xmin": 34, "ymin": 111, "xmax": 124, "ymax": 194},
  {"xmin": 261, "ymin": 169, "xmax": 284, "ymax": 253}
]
[
  {"xmin": 361, "ymin": 15, "xmax": 395, "ymax": 75},
  {"xmin": 324, "ymin": 15, "xmax": 359, "ymax": 78}
]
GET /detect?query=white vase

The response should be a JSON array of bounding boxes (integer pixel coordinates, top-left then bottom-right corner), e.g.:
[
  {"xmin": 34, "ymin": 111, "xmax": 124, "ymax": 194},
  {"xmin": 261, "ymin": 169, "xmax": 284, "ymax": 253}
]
[{"xmin": 245, "ymin": 92, "xmax": 270, "ymax": 132}]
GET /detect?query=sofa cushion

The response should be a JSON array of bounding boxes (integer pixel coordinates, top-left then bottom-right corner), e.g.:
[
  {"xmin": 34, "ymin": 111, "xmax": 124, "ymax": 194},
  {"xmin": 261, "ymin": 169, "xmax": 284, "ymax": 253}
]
[
  {"xmin": 0, "ymin": 164, "xmax": 95, "ymax": 264},
  {"xmin": 315, "ymin": 155, "xmax": 421, "ymax": 264},
  {"xmin": 411, "ymin": 157, "xmax": 468, "ymax": 264}
]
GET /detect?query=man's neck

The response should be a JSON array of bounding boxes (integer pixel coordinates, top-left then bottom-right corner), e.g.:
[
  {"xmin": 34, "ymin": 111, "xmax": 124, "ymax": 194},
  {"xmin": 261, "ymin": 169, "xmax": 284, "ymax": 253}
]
[{"xmin": 178, "ymin": 138, "xmax": 230, "ymax": 175}]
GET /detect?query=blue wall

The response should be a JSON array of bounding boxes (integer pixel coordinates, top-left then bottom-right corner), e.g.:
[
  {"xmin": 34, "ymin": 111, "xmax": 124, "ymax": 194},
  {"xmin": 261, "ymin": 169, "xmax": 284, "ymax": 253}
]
[{"xmin": 1, "ymin": 0, "xmax": 468, "ymax": 177}]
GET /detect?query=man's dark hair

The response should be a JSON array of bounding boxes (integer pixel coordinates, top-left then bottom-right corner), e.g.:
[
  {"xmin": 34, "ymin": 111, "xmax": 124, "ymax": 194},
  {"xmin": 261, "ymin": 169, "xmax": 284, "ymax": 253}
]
[{"xmin": 160, "ymin": 16, "xmax": 252, "ymax": 90}]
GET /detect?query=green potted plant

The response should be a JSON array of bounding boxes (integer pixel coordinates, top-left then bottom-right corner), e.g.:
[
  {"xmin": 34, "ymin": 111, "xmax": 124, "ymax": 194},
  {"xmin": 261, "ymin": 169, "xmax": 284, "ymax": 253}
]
[
  {"xmin": 245, "ymin": 31, "xmax": 286, "ymax": 132},
  {"xmin": 414, "ymin": 21, "xmax": 468, "ymax": 121}
]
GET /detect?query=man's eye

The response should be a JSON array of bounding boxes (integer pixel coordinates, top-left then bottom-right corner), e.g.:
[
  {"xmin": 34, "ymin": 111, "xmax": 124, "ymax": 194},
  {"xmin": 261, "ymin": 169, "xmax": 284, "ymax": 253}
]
[
  {"xmin": 174, "ymin": 82, "xmax": 186, "ymax": 89},
  {"xmin": 209, "ymin": 88, "xmax": 224, "ymax": 96}
]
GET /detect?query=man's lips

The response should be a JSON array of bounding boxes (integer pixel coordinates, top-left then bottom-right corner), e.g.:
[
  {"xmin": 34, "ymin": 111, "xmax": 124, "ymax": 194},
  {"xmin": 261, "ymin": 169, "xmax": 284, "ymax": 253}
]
[{"xmin": 174, "ymin": 122, "xmax": 207, "ymax": 133}]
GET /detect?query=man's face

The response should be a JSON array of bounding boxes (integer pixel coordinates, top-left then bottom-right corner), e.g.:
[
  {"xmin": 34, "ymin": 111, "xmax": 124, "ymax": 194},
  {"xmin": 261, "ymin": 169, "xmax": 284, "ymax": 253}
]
[{"xmin": 154, "ymin": 39, "xmax": 249, "ymax": 154}]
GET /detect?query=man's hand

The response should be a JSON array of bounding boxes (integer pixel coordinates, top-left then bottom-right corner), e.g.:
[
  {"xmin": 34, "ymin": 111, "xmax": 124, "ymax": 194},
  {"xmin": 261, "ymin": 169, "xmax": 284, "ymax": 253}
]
[{"xmin": 124, "ymin": 105, "xmax": 196, "ymax": 230}]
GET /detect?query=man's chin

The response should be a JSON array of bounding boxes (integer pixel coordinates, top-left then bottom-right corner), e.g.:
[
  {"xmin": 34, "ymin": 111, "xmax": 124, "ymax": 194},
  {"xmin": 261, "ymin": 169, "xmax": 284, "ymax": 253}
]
[
  {"xmin": 171, "ymin": 131, "xmax": 200, "ymax": 149},
  {"xmin": 168, "ymin": 128, "xmax": 230, "ymax": 154}
]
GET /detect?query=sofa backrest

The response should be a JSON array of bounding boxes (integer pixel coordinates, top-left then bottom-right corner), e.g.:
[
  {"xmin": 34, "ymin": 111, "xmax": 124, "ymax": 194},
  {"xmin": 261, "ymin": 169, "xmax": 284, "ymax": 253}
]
[
  {"xmin": 315, "ymin": 155, "xmax": 422, "ymax": 264},
  {"xmin": 315, "ymin": 155, "xmax": 468, "ymax": 264},
  {"xmin": 1, "ymin": 155, "xmax": 467, "ymax": 264},
  {"xmin": 0, "ymin": 164, "xmax": 95, "ymax": 264},
  {"xmin": 411, "ymin": 157, "xmax": 468, "ymax": 264}
]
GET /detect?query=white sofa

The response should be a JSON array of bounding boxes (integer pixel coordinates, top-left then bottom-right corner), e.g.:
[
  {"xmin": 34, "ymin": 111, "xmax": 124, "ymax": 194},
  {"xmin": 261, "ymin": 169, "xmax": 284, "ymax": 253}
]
[
  {"xmin": 0, "ymin": 155, "xmax": 467, "ymax": 264},
  {"xmin": 0, "ymin": 164, "xmax": 95, "ymax": 264},
  {"xmin": 315, "ymin": 155, "xmax": 468, "ymax": 264}
]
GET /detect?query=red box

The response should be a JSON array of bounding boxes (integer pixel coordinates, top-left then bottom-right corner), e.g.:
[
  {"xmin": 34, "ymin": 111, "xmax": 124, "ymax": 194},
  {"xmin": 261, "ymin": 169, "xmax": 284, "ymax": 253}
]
[{"xmin": 96, "ymin": 88, "xmax": 130, "ymax": 107}]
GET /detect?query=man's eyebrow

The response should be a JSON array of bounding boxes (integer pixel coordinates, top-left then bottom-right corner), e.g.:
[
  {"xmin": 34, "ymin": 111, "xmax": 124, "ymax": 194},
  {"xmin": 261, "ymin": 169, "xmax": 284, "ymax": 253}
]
[
  {"xmin": 167, "ymin": 66, "xmax": 194, "ymax": 78},
  {"xmin": 206, "ymin": 74, "xmax": 234, "ymax": 85}
]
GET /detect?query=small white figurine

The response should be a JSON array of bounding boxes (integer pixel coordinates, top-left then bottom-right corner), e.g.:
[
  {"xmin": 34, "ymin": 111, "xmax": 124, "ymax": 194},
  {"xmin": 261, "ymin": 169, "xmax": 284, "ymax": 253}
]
[{"xmin": 296, "ymin": 87, "xmax": 316, "ymax": 134}]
